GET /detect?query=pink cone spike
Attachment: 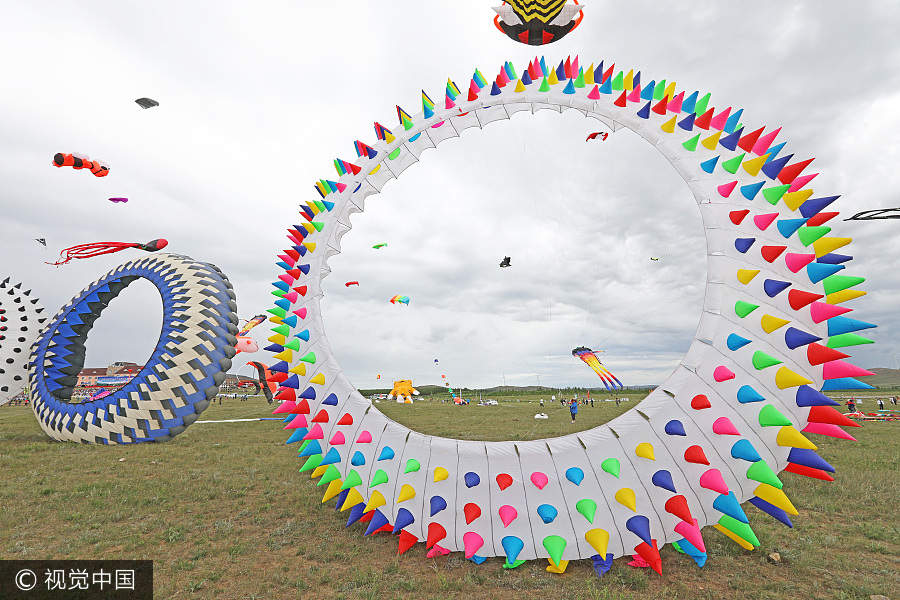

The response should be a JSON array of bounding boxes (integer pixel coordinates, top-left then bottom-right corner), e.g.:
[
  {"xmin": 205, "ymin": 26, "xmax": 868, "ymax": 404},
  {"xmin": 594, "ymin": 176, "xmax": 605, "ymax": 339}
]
[
  {"xmin": 710, "ymin": 107, "xmax": 732, "ymax": 130},
  {"xmin": 753, "ymin": 213, "xmax": 779, "ymax": 230},
  {"xmin": 285, "ymin": 414, "xmax": 308, "ymax": 429},
  {"xmin": 530, "ymin": 472, "xmax": 549, "ymax": 489},
  {"xmin": 712, "ymin": 417, "xmax": 740, "ymax": 435},
  {"xmin": 788, "ymin": 173, "xmax": 818, "ymax": 192},
  {"xmin": 278, "ymin": 254, "xmax": 296, "ymax": 267},
  {"xmin": 463, "ymin": 532, "xmax": 484, "ymax": 558},
  {"xmin": 699, "ymin": 469, "xmax": 729, "ymax": 494},
  {"xmin": 803, "ymin": 422, "xmax": 857, "ymax": 441},
  {"xmin": 445, "ymin": 94, "xmax": 455, "ymax": 109},
  {"xmin": 822, "ymin": 361, "xmax": 875, "ymax": 380},
  {"xmin": 717, "ymin": 181, "xmax": 738, "ymax": 197},
  {"xmin": 294, "ymin": 307, "xmax": 308, "ymax": 319},
  {"xmin": 329, "ymin": 431, "xmax": 346, "ymax": 445},
  {"xmin": 752, "ymin": 127, "xmax": 782, "ymax": 155},
  {"xmin": 356, "ymin": 430, "xmax": 373, "ymax": 443},
  {"xmin": 336, "ymin": 182, "xmax": 347, "ymax": 192},
  {"xmin": 273, "ymin": 400, "xmax": 297, "ymax": 414},
  {"xmin": 499, "ymin": 505, "xmax": 518, "ymax": 527},
  {"xmin": 810, "ymin": 301, "xmax": 852, "ymax": 324},
  {"xmin": 278, "ymin": 274, "xmax": 294, "ymax": 285},
  {"xmin": 469, "ymin": 79, "xmax": 479, "ymax": 95},
  {"xmin": 498, "ymin": 67, "xmax": 510, "ymax": 86},
  {"xmin": 785, "ymin": 253, "xmax": 816, "ymax": 273},
  {"xmin": 667, "ymin": 91, "xmax": 685, "ymax": 113},
  {"xmin": 627, "ymin": 85, "xmax": 642, "ymax": 103},
  {"xmin": 713, "ymin": 366, "xmax": 735, "ymax": 382},
  {"xmin": 283, "ymin": 291, "xmax": 299, "ymax": 303},
  {"xmin": 426, "ymin": 544, "xmax": 450, "ymax": 558},
  {"xmin": 587, "ymin": 85, "xmax": 601, "ymax": 100},
  {"xmin": 674, "ymin": 519, "xmax": 706, "ymax": 553},
  {"xmin": 303, "ymin": 423, "xmax": 324, "ymax": 440}
]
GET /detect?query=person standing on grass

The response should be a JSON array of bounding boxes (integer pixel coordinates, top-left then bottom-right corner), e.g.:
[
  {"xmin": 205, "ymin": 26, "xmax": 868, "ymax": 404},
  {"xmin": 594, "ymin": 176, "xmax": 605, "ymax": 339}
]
[
  {"xmin": 847, "ymin": 398, "xmax": 856, "ymax": 413},
  {"xmin": 878, "ymin": 398, "xmax": 885, "ymax": 410},
  {"xmin": 569, "ymin": 398, "xmax": 578, "ymax": 423}
]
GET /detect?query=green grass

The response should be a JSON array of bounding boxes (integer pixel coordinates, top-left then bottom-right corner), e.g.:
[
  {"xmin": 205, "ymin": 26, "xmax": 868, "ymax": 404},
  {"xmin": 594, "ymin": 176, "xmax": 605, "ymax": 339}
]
[{"xmin": 1, "ymin": 397, "xmax": 897, "ymax": 600}]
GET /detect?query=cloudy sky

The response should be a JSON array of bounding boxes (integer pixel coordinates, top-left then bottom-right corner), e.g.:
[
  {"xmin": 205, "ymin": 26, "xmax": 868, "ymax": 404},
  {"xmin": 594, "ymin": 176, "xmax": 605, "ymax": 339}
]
[{"xmin": 2, "ymin": 2, "xmax": 898, "ymax": 390}]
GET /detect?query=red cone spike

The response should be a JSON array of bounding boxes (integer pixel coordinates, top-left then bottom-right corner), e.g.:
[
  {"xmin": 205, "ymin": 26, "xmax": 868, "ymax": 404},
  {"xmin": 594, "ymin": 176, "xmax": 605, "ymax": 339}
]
[
  {"xmin": 652, "ymin": 97, "xmax": 668, "ymax": 115},
  {"xmin": 614, "ymin": 91, "xmax": 628, "ymax": 107},
  {"xmin": 694, "ymin": 108, "xmax": 714, "ymax": 130},
  {"xmin": 806, "ymin": 343, "xmax": 850, "ymax": 366},
  {"xmin": 664, "ymin": 495, "xmax": 694, "ymax": 523},
  {"xmin": 634, "ymin": 540, "xmax": 662, "ymax": 575},
  {"xmin": 805, "ymin": 211, "xmax": 839, "ymax": 226},
  {"xmin": 784, "ymin": 463, "xmax": 835, "ymax": 481},
  {"xmin": 426, "ymin": 522, "xmax": 447, "ymax": 549},
  {"xmin": 808, "ymin": 406, "xmax": 861, "ymax": 428},
  {"xmin": 737, "ymin": 126, "xmax": 766, "ymax": 152},
  {"xmin": 684, "ymin": 445, "xmax": 710, "ymax": 465},
  {"xmin": 788, "ymin": 289, "xmax": 824, "ymax": 311},
  {"xmin": 398, "ymin": 530, "xmax": 418, "ymax": 555},
  {"xmin": 311, "ymin": 409, "xmax": 329, "ymax": 423},
  {"xmin": 761, "ymin": 245, "xmax": 787, "ymax": 263},
  {"xmin": 729, "ymin": 209, "xmax": 750, "ymax": 225},
  {"xmin": 778, "ymin": 158, "xmax": 815, "ymax": 184}
]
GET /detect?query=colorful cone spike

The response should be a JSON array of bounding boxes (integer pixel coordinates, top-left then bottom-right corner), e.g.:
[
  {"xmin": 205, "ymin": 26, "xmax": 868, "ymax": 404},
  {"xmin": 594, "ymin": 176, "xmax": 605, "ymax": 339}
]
[
  {"xmin": 748, "ymin": 496, "xmax": 794, "ymax": 527},
  {"xmin": 651, "ymin": 470, "xmax": 676, "ymax": 493},
  {"xmin": 425, "ymin": 522, "xmax": 446, "ymax": 549},
  {"xmin": 543, "ymin": 535, "xmax": 567, "ymax": 568},
  {"xmin": 754, "ymin": 483, "xmax": 799, "ymax": 515},
  {"xmin": 615, "ymin": 488, "xmax": 637, "ymax": 511},
  {"xmin": 685, "ymin": 446, "xmax": 710, "ymax": 466},
  {"xmin": 463, "ymin": 532, "xmax": 484, "ymax": 559},
  {"xmin": 464, "ymin": 502, "xmax": 482, "ymax": 524},
  {"xmin": 664, "ymin": 495, "xmax": 693, "ymax": 523},
  {"xmin": 601, "ymin": 457, "xmax": 620, "ymax": 477},
  {"xmin": 714, "ymin": 491, "xmax": 749, "ymax": 523},
  {"xmin": 499, "ymin": 504, "xmax": 518, "ymax": 527},
  {"xmin": 699, "ymin": 469, "xmax": 728, "ymax": 493},
  {"xmin": 501, "ymin": 536, "xmax": 524, "ymax": 564}
]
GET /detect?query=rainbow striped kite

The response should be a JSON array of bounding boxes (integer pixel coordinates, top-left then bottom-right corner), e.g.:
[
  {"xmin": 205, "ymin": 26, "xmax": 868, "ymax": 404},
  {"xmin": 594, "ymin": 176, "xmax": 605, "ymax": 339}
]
[
  {"xmin": 237, "ymin": 314, "xmax": 266, "ymax": 337},
  {"xmin": 572, "ymin": 346, "xmax": 624, "ymax": 391}
]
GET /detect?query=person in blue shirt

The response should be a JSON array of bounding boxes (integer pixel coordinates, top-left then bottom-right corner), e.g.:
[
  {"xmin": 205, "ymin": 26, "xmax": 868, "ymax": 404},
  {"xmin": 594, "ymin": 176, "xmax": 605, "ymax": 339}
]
[{"xmin": 569, "ymin": 398, "xmax": 578, "ymax": 423}]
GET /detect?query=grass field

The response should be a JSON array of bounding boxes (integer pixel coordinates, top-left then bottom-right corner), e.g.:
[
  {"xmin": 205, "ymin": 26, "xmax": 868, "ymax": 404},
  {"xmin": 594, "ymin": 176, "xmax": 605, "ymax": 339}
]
[{"xmin": 1, "ymin": 395, "xmax": 897, "ymax": 600}]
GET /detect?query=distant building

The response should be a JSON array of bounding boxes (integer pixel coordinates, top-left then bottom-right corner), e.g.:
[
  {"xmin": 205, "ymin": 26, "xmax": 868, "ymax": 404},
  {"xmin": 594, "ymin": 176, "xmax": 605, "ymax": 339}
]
[
  {"xmin": 75, "ymin": 368, "xmax": 107, "ymax": 387},
  {"xmin": 108, "ymin": 361, "xmax": 141, "ymax": 376},
  {"xmin": 76, "ymin": 362, "xmax": 144, "ymax": 387}
]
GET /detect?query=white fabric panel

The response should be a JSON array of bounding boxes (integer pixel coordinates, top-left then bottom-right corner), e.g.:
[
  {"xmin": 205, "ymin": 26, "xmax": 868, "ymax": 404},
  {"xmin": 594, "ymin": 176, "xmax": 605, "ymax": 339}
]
[
  {"xmin": 454, "ymin": 441, "xmax": 495, "ymax": 556},
  {"xmin": 485, "ymin": 442, "xmax": 539, "ymax": 561},
  {"xmin": 332, "ymin": 399, "xmax": 372, "ymax": 479},
  {"xmin": 382, "ymin": 145, "xmax": 418, "ymax": 178},
  {"xmin": 449, "ymin": 109, "xmax": 482, "ymax": 134},
  {"xmin": 363, "ymin": 163, "xmax": 395, "ymax": 192},
  {"xmin": 341, "ymin": 410, "xmax": 388, "ymax": 506},
  {"xmin": 475, "ymin": 104, "xmax": 509, "ymax": 126},
  {"xmin": 422, "ymin": 437, "xmax": 460, "ymax": 551},
  {"xmin": 425, "ymin": 119, "xmax": 460, "ymax": 146},
  {"xmin": 392, "ymin": 432, "xmax": 431, "ymax": 539},
  {"xmin": 369, "ymin": 422, "xmax": 409, "ymax": 522},
  {"xmin": 531, "ymin": 102, "xmax": 562, "ymax": 114},
  {"xmin": 504, "ymin": 102, "xmax": 532, "ymax": 118}
]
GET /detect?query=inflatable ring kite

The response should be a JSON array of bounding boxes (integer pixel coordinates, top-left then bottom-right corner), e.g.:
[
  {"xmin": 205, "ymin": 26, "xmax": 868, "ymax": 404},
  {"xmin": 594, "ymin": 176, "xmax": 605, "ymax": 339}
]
[
  {"xmin": 269, "ymin": 57, "xmax": 875, "ymax": 573},
  {"xmin": 0, "ymin": 278, "xmax": 46, "ymax": 405},
  {"xmin": 30, "ymin": 253, "xmax": 239, "ymax": 444}
]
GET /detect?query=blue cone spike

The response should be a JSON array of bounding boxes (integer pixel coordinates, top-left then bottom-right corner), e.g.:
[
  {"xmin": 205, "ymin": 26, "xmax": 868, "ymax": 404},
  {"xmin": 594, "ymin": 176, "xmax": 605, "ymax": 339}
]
[
  {"xmin": 637, "ymin": 101, "xmax": 652, "ymax": 119},
  {"xmin": 281, "ymin": 375, "xmax": 300, "ymax": 389},
  {"xmin": 599, "ymin": 78, "xmax": 612, "ymax": 94},
  {"xmin": 351, "ymin": 451, "xmax": 366, "ymax": 466},
  {"xmin": 333, "ymin": 489, "xmax": 349, "ymax": 511},
  {"xmin": 281, "ymin": 315, "xmax": 298, "ymax": 327},
  {"xmin": 762, "ymin": 154, "xmax": 794, "ymax": 179},
  {"xmin": 737, "ymin": 385, "xmax": 766, "ymax": 404},
  {"xmin": 731, "ymin": 439, "xmax": 762, "ymax": 462},
  {"xmin": 626, "ymin": 515, "xmax": 652, "ymax": 545},
  {"xmin": 741, "ymin": 181, "xmax": 765, "ymax": 200},
  {"xmin": 285, "ymin": 429, "xmax": 307, "ymax": 444},
  {"xmin": 777, "ymin": 219, "xmax": 807, "ymax": 239},
  {"xmin": 563, "ymin": 79, "xmax": 576, "ymax": 94},
  {"xmin": 808, "ymin": 263, "xmax": 844, "ymax": 283},
  {"xmin": 392, "ymin": 508, "xmax": 415, "ymax": 533},
  {"xmin": 822, "ymin": 377, "xmax": 874, "ymax": 391},
  {"xmin": 591, "ymin": 553, "xmax": 615, "ymax": 577},
  {"xmin": 299, "ymin": 386, "xmax": 316, "ymax": 400},
  {"xmin": 700, "ymin": 156, "xmax": 719, "ymax": 173},
  {"xmin": 464, "ymin": 472, "xmax": 481, "ymax": 487},
  {"xmin": 764, "ymin": 142, "xmax": 787, "ymax": 163},
  {"xmin": 678, "ymin": 113, "xmax": 696, "ymax": 131},
  {"xmin": 800, "ymin": 196, "xmax": 840, "ymax": 219},
  {"xmin": 724, "ymin": 109, "xmax": 743, "ymax": 133},
  {"xmin": 788, "ymin": 448, "xmax": 835, "ymax": 472},
  {"xmin": 749, "ymin": 496, "xmax": 793, "ymax": 527},
  {"xmin": 555, "ymin": 61, "xmax": 566, "ymax": 80},
  {"xmin": 674, "ymin": 538, "xmax": 707, "ymax": 567},
  {"xmin": 651, "ymin": 470, "xmax": 676, "ymax": 493},
  {"xmin": 469, "ymin": 554, "xmax": 486, "ymax": 565},
  {"xmin": 364, "ymin": 509, "xmax": 390, "ymax": 536},
  {"xmin": 727, "ymin": 333, "xmax": 752, "ymax": 351},
  {"xmin": 490, "ymin": 82, "xmax": 501, "ymax": 96},
  {"xmin": 274, "ymin": 298, "xmax": 291, "ymax": 310},
  {"xmin": 269, "ymin": 361, "xmax": 289, "ymax": 373},
  {"xmin": 641, "ymin": 80, "xmax": 655, "ymax": 100},
  {"xmin": 294, "ymin": 330, "xmax": 311, "ymax": 341},
  {"xmin": 298, "ymin": 264, "xmax": 311, "ymax": 275},
  {"xmin": 795, "ymin": 385, "xmax": 839, "ymax": 407},
  {"xmin": 264, "ymin": 344, "xmax": 284, "ymax": 353},
  {"xmin": 592, "ymin": 61, "xmax": 604, "ymax": 82},
  {"xmin": 817, "ymin": 253, "xmax": 853, "ymax": 265},
  {"xmin": 784, "ymin": 327, "xmax": 821, "ymax": 350},
  {"xmin": 299, "ymin": 439, "xmax": 322, "ymax": 457},
  {"xmin": 763, "ymin": 279, "xmax": 791, "ymax": 298},
  {"xmin": 633, "ymin": 72, "xmax": 641, "ymax": 88},
  {"xmin": 828, "ymin": 316, "xmax": 876, "ymax": 336},
  {"xmin": 719, "ymin": 127, "xmax": 744, "ymax": 151},
  {"xmin": 320, "ymin": 447, "xmax": 341, "ymax": 466},
  {"xmin": 734, "ymin": 238, "xmax": 755, "ymax": 253},
  {"xmin": 322, "ymin": 393, "xmax": 338, "ymax": 406},
  {"xmin": 537, "ymin": 504, "xmax": 558, "ymax": 524},
  {"xmin": 664, "ymin": 420, "xmax": 687, "ymax": 436},
  {"xmin": 322, "ymin": 200, "xmax": 335, "ymax": 211},
  {"xmin": 521, "ymin": 70, "xmax": 532, "ymax": 85},
  {"xmin": 377, "ymin": 446, "xmax": 394, "ymax": 461},
  {"xmin": 566, "ymin": 467, "xmax": 585, "ymax": 485},
  {"xmin": 713, "ymin": 491, "xmax": 749, "ymax": 523},
  {"xmin": 430, "ymin": 495, "xmax": 447, "ymax": 516},
  {"xmin": 502, "ymin": 536, "xmax": 525, "ymax": 564},
  {"xmin": 345, "ymin": 503, "xmax": 366, "ymax": 527},
  {"xmin": 682, "ymin": 91, "xmax": 699, "ymax": 114}
]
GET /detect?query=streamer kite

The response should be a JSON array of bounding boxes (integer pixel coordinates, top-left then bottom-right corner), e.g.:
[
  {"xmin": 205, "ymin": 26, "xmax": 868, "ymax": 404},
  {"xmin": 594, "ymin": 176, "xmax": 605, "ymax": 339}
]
[
  {"xmin": 586, "ymin": 131, "xmax": 609, "ymax": 142},
  {"xmin": 47, "ymin": 239, "xmax": 168, "ymax": 266},
  {"xmin": 389, "ymin": 295, "xmax": 410, "ymax": 305},
  {"xmin": 237, "ymin": 315, "xmax": 266, "ymax": 337},
  {"xmin": 844, "ymin": 208, "xmax": 900, "ymax": 221},
  {"xmin": 246, "ymin": 360, "xmax": 275, "ymax": 403},
  {"xmin": 572, "ymin": 346, "xmax": 625, "ymax": 391},
  {"xmin": 52, "ymin": 153, "xmax": 109, "ymax": 177},
  {"xmin": 372, "ymin": 243, "xmax": 387, "ymax": 249},
  {"xmin": 109, "ymin": 197, "xmax": 129, "ymax": 203},
  {"xmin": 345, "ymin": 281, "xmax": 359, "ymax": 287},
  {"xmin": 135, "ymin": 97, "xmax": 159, "ymax": 109}
]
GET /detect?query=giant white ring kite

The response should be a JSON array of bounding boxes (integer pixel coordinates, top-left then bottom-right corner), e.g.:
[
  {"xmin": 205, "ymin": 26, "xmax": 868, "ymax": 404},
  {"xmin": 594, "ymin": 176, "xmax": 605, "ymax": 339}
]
[
  {"xmin": 267, "ymin": 57, "xmax": 874, "ymax": 573},
  {"xmin": 0, "ymin": 278, "xmax": 46, "ymax": 405}
]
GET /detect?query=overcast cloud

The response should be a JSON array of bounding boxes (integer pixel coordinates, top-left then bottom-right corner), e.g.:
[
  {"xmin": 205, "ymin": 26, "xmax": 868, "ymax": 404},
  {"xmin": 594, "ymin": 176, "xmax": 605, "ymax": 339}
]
[{"xmin": 1, "ymin": 2, "xmax": 898, "ymax": 389}]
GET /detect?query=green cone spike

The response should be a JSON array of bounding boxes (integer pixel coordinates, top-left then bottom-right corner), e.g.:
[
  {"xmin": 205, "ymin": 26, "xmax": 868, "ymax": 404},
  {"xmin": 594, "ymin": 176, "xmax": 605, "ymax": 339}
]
[
  {"xmin": 722, "ymin": 153, "xmax": 746, "ymax": 174},
  {"xmin": 671, "ymin": 540, "xmax": 685, "ymax": 554},
  {"xmin": 539, "ymin": 76, "xmax": 550, "ymax": 92},
  {"xmin": 297, "ymin": 439, "xmax": 310, "ymax": 454},
  {"xmin": 340, "ymin": 469, "xmax": 363, "ymax": 490},
  {"xmin": 370, "ymin": 469, "xmax": 389, "ymax": 487},
  {"xmin": 762, "ymin": 184, "xmax": 791, "ymax": 205},
  {"xmin": 317, "ymin": 464, "xmax": 341, "ymax": 487},
  {"xmin": 267, "ymin": 307, "xmax": 287, "ymax": 318},
  {"xmin": 405, "ymin": 459, "xmax": 421, "ymax": 474},
  {"xmin": 576, "ymin": 499, "xmax": 597, "ymax": 524},
  {"xmin": 574, "ymin": 69, "xmax": 585, "ymax": 88},
  {"xmin": 284, "ymin": 339, "xmax": 301, "ymax": 352},
  {"xmin": 735, "ymin": 301, "xmax": 760, "ymax": 318},
  {"xmin": 752, "ymin": 351, "xmax": 782, "ymax": 370},
  {"xmin": 506, "ymin": 62, "xmax": 517, "ymax": 80},
  {"xmin": 542, "ymin": 535, "xmax": 567, "ymax": 567},
  {"xmin": 402, "ymin": 115, "xmax": 414, "ymax": 130},
  {"xmin": 758, "ymin": 404, "xmax": 792, "ymax": 427},
  {"xmin": 611, "ymin": 71, "xmax": 624, "ymax": 91},
  {"xmin": 313, "ymin": 200, "xmax": 326, "ymax": 212},
  {"xmin": 311, "ymin": 221, "xmax": 325, "ymax": 232},
  {"xmin": 682, "ymin": 134, "xmax": 700, "ymax": 151},
  {"xmin": 797, "ymin": 226, "xmax": 832, "ymax": 247},
  {"xmin": 299, "ymin": 352, "xmax": 317, "ymax": 363},
  {"xmin": 718, "ymin": 515, "xmax": 760, "ymax": 546},
  {"xmin": 299, "ymin": 454, "xmax": 322, "ymax": 473},
  {"xmin": 654, "ymin": 80, "xmax": 666, "ymax": 101},
  {"xmin": 388, "ymin": 148, "xmax": 402, "ymax": 160},
  {"xmin": 822, "ymin": 275, "xmax": 866, "ymax": 296},
  {"xmin": 271, "ymin": 290, "xmax": 286, "ymax": 298},
  {"xmin": 601, "ymin": 458, "xmax": 620, "ymax": 478},
  {"xmin": 827, "ymin": 333, "xmax": 874, "ymax": 348},
  {"xmin": 502, "ymin": 559, "xmax": 527, "ymax": 569},
  {"xmin": 746, "ymin": 460, "xmax": 783, "ymax": 489},
  {"xmin": 694, "ymin": 93, "xmax": 711, "ymax": 115},
  {"xmin": 272, "ymin": 324, "xmax": 290, "ymax": 336}
]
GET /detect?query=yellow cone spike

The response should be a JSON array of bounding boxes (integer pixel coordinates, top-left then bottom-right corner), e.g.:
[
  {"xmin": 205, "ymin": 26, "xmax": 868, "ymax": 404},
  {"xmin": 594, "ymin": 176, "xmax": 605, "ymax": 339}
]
[
  {"xmin": 827, "ymin": 289, "xmax": 866, "ymax": 304},
  {"xmin": 584, "ymin": 64, "xmax": 595, "ymax": 85},
  {"xmin": 268, "ymin": 334, "xmax": 286, "ymax": 345},
  {"xmin": 306, "ymin": 202, "xmax": 321, "ymax": 215},
  {"xmin": 433, "ymin": 467, "xmax": 449, "ymax": 482},
  {"xmin": 782, "ymin": 189, "xmax": 814, "ymax": 211},
  {"xmin": 546, "ymin": 559, "xmax": 569, "ymax": 573},
  {"xmin": 309, "ymin": 372, "xmax": 326, "ymax": 385},
  {"xmin": 384, "ymin": 130, "xmax": 396, "ymax": 144},
  {"xmin": 702, "ymin": 131, "xmax": 722, "ymax": 150},
  {"xmin": 548, "ymin": 69, "xmax": 559, "ymax": 85},
  {"xmin": 301, "ymin": 223, "xmax": 316, "ymax": 234},
  {"xmin": 273, "ymin": 349, "xmax": 293, "ymax": 362},
  {"xmin": 322, "ymin": 478, "xmax": 344, "ymax": 503},
  {"xmin": 289, "ymin": 363, "xmax": 307, "ymax": 376},
  {"xmin": 812, "ymin": 237, "xmax": 852, "ymax": 258},
  {"xmin": 774, "ymin": 366, "xmax": 813, "ymax": 389},
  {"xmin": 514, "ymin": 78, "xmax": 526, "ymax": 93},
  {"xmin": 615, "ymin": 488, "xmax": 637, "ymax": 512},
  {"xmin": 635, "ymin": 443, "xmax": 655, "ymax": 460},
  {"xmin": 369, "ymin": 164, "xmax": 381, "ymax": 175},
  {"xmin": 761, "ymin": 314, "xmax": 790, "ymax": 333},
  {"xmin": 341, "ymin": 487, "xmax": 365, "ymax": 511},
  {"xmin": 302, "ymin": 242, "xmax": 316, "ymax": 253},
  {"xmin": 776, "ymin": 425, "xmax": 817, "ymax": 450},
  {"xmin": 660, "ymin": 116, "xmax": 677, "ymax": 133},
  {"xmin": 397, "ymin": 484, "xmax": 416, "ymax": 503},
  {"xmin": 268, "ymin": 316, "xmax": 283, "ymax": 325},
  {"xmin": 364, "ymin": 490, "xmax": 386, "ymax": 513},
  {"xmin": 311, "ymin": 465, "xmax": 328, "ymax": 479},
  {"xmin": 663, "ymin": 81, "xmax": 677, "ymax": 101},
  {"xmin": 742, "ymin": 153, "xmax": 770, "ymax": 176},
  {"xmin": 737, "ymin": 269, "xmax": 760, "ymax": 284},
  {"xmin": 585, "ymin": 528, "xmax": 610, "ymax": 556},
  {"xmin": 624, "ymin": 69, "xmax": 634, "ymax": 90},
  {"xmin": 714, "ymin": 524, "xmax": 755, "ymax": 550},
  {"xmin": 753, "ymin": 483, "xmax": 799, "ymax": 516}
]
